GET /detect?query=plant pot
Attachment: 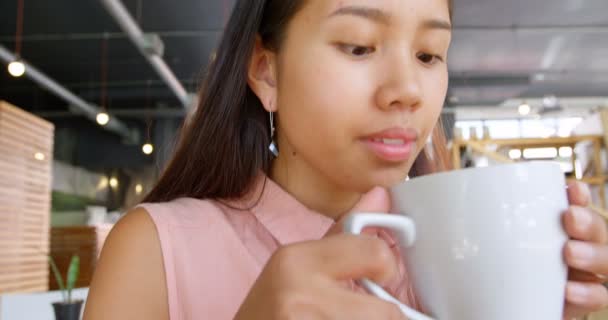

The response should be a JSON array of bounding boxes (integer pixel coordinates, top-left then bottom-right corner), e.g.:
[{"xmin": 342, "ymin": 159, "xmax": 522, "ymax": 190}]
[{"xmin": 52, "ymin": 300, "xmax": 84, "ymax": 320}]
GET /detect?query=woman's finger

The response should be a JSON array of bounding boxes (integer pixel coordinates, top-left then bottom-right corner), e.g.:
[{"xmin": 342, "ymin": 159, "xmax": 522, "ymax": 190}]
[
  {"xmin": 567, "ymin": 181, "xmax": 591, "ymax": 207},
  {"xmin": 563, "ymin": 207, "xmax": 608, "ymax": 244},
  {"xmin": 565, "ymin": 281, "xmax": 608, "ymax": 311},
  {"xmin": 563, "ymin": 302, "xmax": 592, "ymax": 320},
  {"xmin": 291, "ymin": 234, "xmax": 400, "ymax": 286},
  {"xmin": 565, "ymin": 240, "xmax": 608, "ymax": 276}
]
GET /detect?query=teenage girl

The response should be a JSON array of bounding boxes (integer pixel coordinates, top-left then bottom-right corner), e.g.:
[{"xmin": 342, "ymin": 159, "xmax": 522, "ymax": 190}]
[{"xmin": 84, "ymin": 1, "xmax": 608, "ymax": 319}]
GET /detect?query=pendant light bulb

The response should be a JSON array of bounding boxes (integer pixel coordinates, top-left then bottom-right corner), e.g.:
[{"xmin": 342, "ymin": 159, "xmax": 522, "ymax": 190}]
[
  {"xmin": 8, "ymin": 60, "xmax": 25, "ymax": 77},
  {"xmin": 96, "ymin": 112, "xmax": 110, "ymax": 126}
]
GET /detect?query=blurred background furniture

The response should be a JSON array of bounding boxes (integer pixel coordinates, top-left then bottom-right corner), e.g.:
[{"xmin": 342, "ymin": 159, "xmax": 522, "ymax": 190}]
[
  {"xmin": 451, "ymin": 134, "xmax": 608, "ymax": 209},
  {"xmin": 0, "ymin": 101, "xmax": 54, "ymax": 294}
]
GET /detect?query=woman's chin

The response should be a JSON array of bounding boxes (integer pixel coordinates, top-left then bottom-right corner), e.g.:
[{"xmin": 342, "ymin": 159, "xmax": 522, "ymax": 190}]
[{"xmin": 361, "ymin": 166, "xmax": 411, "ymax": 189}]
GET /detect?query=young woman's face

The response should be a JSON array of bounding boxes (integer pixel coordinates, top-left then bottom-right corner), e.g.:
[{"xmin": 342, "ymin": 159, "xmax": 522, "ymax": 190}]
[{"xmin": 274, "ymin": 0, "xmax": 451, "ymax": 191}]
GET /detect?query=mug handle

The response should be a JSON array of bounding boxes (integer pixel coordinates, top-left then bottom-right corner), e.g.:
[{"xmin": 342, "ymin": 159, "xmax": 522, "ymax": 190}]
[{"xmin": 343, "ymin": 213, "xmax": 435, "ymax": 320}]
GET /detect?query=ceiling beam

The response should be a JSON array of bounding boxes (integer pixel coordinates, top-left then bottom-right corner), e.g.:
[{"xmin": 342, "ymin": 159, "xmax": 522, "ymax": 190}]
[
  {"xmin": 99, "ymin": 0, "xmax": 192, "ymax": 110},
  {"xmin": 0, "ymin": 30, "xmax": 221, "ymax": 42},
  {"xmin": 450, "ymin": 69, "xmax": 608, "ymax": 77},
  {"xmin": 453, "ymin": 24, "xmax": 608, "ymax": 33},
  {"xmin": 36, "ymin": 108, "xmax": 186, "ymax": 119},
  {"xmin": 0, "ymin": 45, "xmax": 134, "ymax": 141},
  {"xmin": 2, "ymin": 24, "xmax": 607, "ymax": 42}
]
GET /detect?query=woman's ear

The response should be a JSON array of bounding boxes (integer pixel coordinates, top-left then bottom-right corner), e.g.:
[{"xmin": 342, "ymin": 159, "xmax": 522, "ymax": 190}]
[{"xmin": 247, "ymin": 36, "xmax": 278, "ymax": 112}]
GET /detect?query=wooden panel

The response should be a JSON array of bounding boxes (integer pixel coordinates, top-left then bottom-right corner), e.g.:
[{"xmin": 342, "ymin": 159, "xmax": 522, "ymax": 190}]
[
  {"xmin": 0, "ymin": 262, "xmax": 48, "ymax": 274},
  {"xmin": 0, "ymin": 255, "xmax": 48, "ymax": 266},
  {"xmin": 0, "ymin": 121, "xmax": 53, "ymax": 150},
  {"xmin": 0, "ymin": 144, "xmax": 52, "ymax": 166},
  {"xmin": 0, "ymin": 111, "xmax": 54, "ymax": 137},
  {"xmin": 0, "ymin": 101, "xmax": 54, "ymax": 294},
  {"xmin": 0, "ymin": 270, "xmax": 48, "ymax": 283},
  {"xmin": 0, "ymin": 146, "xmax": 50, "ymax": 164},
  {"xmin": 49, "ymin": 225, "xmax": 114, "ymax": 289},
  {"xmin": 0, "ymin": 101, "xmax": 54, "ymax": 130},
  {"xmin": 0, "ymin": 169, "xmax": 50, "ymax": 189},
  {"xmin": 0, "ymin": 278, "xmax": 49, "ymax": 293},
  {"xmin": 0, "ymin": 231, "xmax": 50, "ymax": 242},
  {"xmin": 474, "ymin": 135, "xmax": 603, "ymax": 147},
  {"xmin": 0, "ymin": 189, "xmax": 51, "ymax": 207},
  {"xmin": 0, "ymin": 160, "xmax": 51, "ymax": 182}
]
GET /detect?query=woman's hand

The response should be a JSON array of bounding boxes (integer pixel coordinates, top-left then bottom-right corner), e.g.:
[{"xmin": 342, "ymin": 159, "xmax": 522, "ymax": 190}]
[
  {"xmin": 234, "ymin": 188, "xmax": 407, "ymax": 320},
  {"xmin": 563, "ymin": 181, "xmax": 608, "ymax": 319}
]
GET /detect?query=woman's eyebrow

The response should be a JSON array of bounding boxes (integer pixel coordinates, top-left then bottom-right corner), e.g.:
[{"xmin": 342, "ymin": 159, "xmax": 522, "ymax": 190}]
[
  {"xmin": 328, "ymin": 5, "xmax": 391, "ymax": 26},
  {"xmin": 422, "ymin": 18, "xmax": 452, "ymax": 32},
  {"xmin": 328, "ymin": 5, "xmax": 452, "ymax": 32}
]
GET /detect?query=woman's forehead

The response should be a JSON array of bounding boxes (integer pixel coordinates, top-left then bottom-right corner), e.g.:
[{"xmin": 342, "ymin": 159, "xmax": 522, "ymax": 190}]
[{"xmin": 300, "ymin": 0, "xmax": 450, "ymax": 21}]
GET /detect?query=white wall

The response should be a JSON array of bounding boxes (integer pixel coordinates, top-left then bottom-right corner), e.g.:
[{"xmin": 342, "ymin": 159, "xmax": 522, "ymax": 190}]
[{"xmin": 0, "ymin": 288, "xmax": 88, "ymax": 320}]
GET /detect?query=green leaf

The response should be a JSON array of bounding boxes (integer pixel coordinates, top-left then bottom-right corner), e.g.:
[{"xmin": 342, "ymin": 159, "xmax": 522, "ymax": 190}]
[
  {"xmin": 66, "ymin": 255, "xmax": 80, "ymax": 302},
  {"xmin": 48, "ymin": 255, "xmax": 66, "ymax": 302}
]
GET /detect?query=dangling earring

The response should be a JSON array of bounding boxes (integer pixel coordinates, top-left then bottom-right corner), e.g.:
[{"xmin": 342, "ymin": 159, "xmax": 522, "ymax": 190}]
[{"xmin": 268, "ymin": 111, "xmax": 279, "ymax": 157}]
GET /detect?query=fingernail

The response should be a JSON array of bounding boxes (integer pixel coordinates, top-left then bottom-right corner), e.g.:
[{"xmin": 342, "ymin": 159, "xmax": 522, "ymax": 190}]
[
  {"xmin": 573, "ymin": 207, "xmax": 592, "ymax": 231},
  {"xmin": 569, "ymin": 241, "xmax": 594, "ymax": 261},
  {"xmin": 567, "ymin": 282, "xmax": 589, "ymax": 304}
]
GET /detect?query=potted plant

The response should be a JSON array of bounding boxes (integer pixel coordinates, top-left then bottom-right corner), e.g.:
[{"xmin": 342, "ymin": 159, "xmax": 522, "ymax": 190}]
[{"xmin": 48, "ymin": 255, "xmax": 82, "ymax": 320}]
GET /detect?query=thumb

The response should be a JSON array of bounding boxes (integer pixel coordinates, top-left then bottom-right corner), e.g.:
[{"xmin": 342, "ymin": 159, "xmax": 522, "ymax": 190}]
[
  {"xmin": 349, "ymin": 186, "xmax": 392, "ymax": 215},
  {"xmin": 325, "ymin": 187, "xmax": 400, "ymax": 286},
  {"xmin": 326, "ymin": 187, "xmax": 392, "ymax": 236}
]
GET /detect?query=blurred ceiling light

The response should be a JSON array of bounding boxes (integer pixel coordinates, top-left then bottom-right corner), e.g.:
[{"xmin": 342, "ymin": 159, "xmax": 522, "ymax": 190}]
[
  {"xmin": 34, "ymin": 152, "xmax": 45, "ymax": 161},
  {"xmin": 96, "ymin": 112, "xmax": 110, "ymax": 126},
  {"xmin": 8, "ymin": 60, "xmax": 25, "ymax": 77},
  {"xmin": 508, "ymin": 149, "xmax": 522, "ymax": 160},
  {"xmin": 538, "ymin": 95, "xmax": 563, "ymax": 115},
  {"xmin": 518, "ymin": 102, "xmax": 531, "ymax": 116},
  {"xmin": 109, "ymin": 177, "xmax": 118, "ymax": 188},
  {"xmin": 543, "ymin": 95, "xmax": 559, "ymax": 108},
  {"xmin": 97, "ymin": 176, "xmax": 109, "ymax": 190},
  {"xmin": 135, "ymin": 184, "xmax": 143, "ymax": 195},
  {"xmin": 523, "ymin": 148, "xmax": 558, "ymax": 159},
  {"xmin": 142, "ymin": 143, "xmax": 154, "ymax": 155}
]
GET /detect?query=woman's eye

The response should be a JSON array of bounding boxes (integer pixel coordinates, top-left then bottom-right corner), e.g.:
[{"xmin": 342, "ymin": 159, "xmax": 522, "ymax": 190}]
[
  {"xmin": 417, "ymin": 53, "xmax": 443, "ymax": 65},
  {"xmin": 340, "ymin": 44, "xmax": 376, "ymax": 57}
]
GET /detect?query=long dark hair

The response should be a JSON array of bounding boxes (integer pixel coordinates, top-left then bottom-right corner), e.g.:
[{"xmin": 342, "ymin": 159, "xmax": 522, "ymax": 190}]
[{"xmin": 144, "ymin": 0, "xmax": 453, "ymax": 203}]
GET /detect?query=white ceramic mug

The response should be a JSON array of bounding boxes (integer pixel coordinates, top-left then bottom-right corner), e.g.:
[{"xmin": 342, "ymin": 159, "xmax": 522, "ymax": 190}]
[{"xmin": 344, "ymin": 162, "xmax": 569, "ymax": 320}]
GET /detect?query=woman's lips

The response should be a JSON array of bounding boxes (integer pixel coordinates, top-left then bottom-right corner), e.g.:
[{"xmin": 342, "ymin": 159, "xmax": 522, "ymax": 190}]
[
  {"xmin": 361, "ymin": 127, "xmax": 419, "ymax": 162},
  {"xmin": 363, "ymin": 138, "xmax": 415, "ymax": 162}
]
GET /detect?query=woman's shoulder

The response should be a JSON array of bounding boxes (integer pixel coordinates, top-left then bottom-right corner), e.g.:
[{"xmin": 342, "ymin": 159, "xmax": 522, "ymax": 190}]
[
  {"xmin": 84, "ymin": 207, "xmax": 169, "ymax": 320},
  {"xmin": 137, "ymin": 197, "xmax": 233, "ymax": 228}
]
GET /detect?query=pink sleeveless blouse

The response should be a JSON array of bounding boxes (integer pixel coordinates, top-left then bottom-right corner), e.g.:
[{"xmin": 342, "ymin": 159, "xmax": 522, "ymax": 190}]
[{"xmin": 138, "ymin": 175, "xmax": 418, "ymax": 319}]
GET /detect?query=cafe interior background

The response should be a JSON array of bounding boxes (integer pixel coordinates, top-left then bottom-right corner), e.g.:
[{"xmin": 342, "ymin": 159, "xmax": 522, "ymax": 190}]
[{"xmin": 0, "ymin": 0, "xmax": 607, "ymax": 319}]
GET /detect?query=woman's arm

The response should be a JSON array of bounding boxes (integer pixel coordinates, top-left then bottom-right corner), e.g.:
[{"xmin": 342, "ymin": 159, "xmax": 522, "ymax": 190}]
[{"xmin": 83, "ymin": 208, "xmax": 169, "ymax": 320}]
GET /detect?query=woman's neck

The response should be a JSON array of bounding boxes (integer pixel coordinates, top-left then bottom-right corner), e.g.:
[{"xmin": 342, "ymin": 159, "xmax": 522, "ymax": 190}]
[{"xmin": 269, "ymin": 152, "xmax": 361, "ymax": 221}]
